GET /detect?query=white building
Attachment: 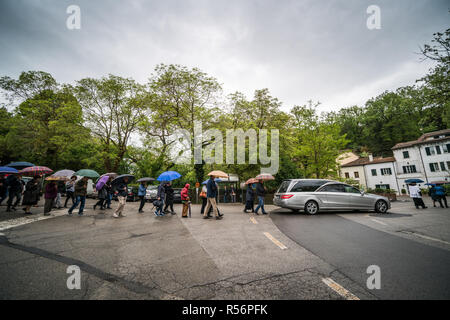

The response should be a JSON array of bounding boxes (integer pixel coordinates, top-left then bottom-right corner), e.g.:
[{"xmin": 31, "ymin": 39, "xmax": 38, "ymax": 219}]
[
  {"xmin": 392, "ymin": 129, "xmax": 450, "ymax": 192},
  {"xmin": 340, "ymin": 155, "xmax": 400, "ymax": 194}
]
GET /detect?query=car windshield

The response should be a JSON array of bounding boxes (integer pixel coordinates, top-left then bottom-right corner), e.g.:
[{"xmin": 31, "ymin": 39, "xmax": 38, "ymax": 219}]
[{"xmin": 277, "ymin": 180, "xmax": 291, "ymax": 193}]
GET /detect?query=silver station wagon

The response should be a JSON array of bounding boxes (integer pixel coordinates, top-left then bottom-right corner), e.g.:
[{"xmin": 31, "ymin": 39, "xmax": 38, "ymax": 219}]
[{"xmin": 273, "ymin": 179, "xmax": 390, "ymax": 215}]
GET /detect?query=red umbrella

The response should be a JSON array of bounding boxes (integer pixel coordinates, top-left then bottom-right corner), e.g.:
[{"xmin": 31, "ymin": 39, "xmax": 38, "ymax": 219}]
[
  {"xmin": 255, "ymin": 173, "xmax": 275, "ymax": 181},
  {"xmin": 245, "ymin": 178, "xmax": 259, "ymax": 185},
  {"xmin": 19, "ymin": 166, "xmax": 53, "ymax": 176}
]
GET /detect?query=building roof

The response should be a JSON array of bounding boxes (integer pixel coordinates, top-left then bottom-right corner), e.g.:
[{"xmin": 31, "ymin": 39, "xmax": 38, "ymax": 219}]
[
  {"xmin": 391, "ymin": 129, "xmax": 450, "ymax": 150},
  {"xmin": 341, "ymin": 156, "xmax": 396, "ymax": 168}
]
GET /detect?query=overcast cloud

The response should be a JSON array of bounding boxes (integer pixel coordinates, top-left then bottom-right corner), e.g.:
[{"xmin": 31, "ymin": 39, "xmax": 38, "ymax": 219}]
[{"xmin": 0, "ymin": 0, "xmax": 448, "ymax": 112}]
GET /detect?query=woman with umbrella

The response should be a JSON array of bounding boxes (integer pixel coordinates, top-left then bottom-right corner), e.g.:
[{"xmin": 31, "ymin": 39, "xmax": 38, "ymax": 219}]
[
  {"xmin": 112, "ymin": 175, "xmax": 134, "ymax": 218},
  {"xmin": 243, "ymin": 178, "xmax": 258, "ymax": 213},
  {"xmin": 44, "ymin": 178, "xmax": 58, "ymax": 215},
  {"xmin": 94, "ymin": 175, "xmax": 109, "ymax": 211},
  {"xmin": 254, "ymin": 173, "xmax": 274, "ymax": 215},
  {"xmin": 137, "ymin": 178, "xmax": 149, "ymax": 213},
  {"xmin": 64, "ymin": 176, "xmax": 77, "ymax": 208},
  {"xmin": 22, "ymin": 176, "xmax": 41, "ymax": 215}
]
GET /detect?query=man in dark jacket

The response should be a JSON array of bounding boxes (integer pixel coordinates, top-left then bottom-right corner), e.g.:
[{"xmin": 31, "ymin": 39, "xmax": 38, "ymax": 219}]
[
  {"xmin": 203, "ymin": 176, "xmax": 221, "ymax": 220},
  {"xmin": 6, "ymin": 175, "xmax": 23, "ymax": 212},
  {"xmin": 68, "ymin": 177, "xmax": 88, "ymax": 216},
  {"xmin": 254, "ymin": 181, "xmax": 267, "ymax": 215},
  {"xmin": 113, "ymin": 177, "xmax": 129, "ymax": 218},
  {"xmin": 0, "ymin": 175, "xmax": 8, "ymax": 206},
  {"xmin": 155, "ymin": 181, "xmax": 166, "ymax": 216},
  {"xmin": 164, "ymin": 182, "xmax": 175, "ymax": 214},
  {"xmin": 244, "ymin": 184, "xmax": 255, "ymax": 213}
]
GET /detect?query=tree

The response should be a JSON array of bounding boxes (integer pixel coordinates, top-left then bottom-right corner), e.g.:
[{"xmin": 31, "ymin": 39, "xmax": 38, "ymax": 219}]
[
  {"xmin": 74, "ymin": 75, "xmax": 148, "ymax": 172},
  {"xmin": 291, "ymin": 101, "xmax": 348, "ymax": 178}
]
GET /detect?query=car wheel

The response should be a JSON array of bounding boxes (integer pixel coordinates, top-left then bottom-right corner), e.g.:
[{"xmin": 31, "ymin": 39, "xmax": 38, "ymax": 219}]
[
  {"xmin": 375, "ymin": 200, "xmax": 388, "ymax": 214},
  {"xmin": 305, "ymin": 201, "xmax": 319, "ymax": 215}
]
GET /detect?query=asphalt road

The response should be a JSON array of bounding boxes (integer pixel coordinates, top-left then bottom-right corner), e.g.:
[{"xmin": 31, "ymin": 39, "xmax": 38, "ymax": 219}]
[{"xmin": 270, "ymin": 207, "xmax": 450, "ymax": 300}]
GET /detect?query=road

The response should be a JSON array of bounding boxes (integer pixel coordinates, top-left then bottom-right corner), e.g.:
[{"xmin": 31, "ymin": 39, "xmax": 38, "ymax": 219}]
[
  {"xmin": 0, "ymin": 197, "xmax": 449, "ymax": 299},
  {"xmin": 270, "ymin": 201, "xmax": 450, "ymax": 300}
]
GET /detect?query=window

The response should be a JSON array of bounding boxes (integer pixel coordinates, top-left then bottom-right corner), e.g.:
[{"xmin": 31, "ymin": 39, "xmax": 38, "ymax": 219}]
[
  {"xmin": 436, "ymin": 146, "xmax": 442, "ymax": 154},
  {"xmin": 403, "ymin": 165, "xmax": 417, "ymax": 174},
  {"xmin": 354, "ymin": 172, "xmax": 359, "ymax": 178},
  {"xmin": 425, "ymin": 147, "xmax": 435, "ymax": 156},
  {"xmin": 319, "ymin": 184, "xmax": 345, "ymax": 192},
  {"xmin": 440, "ymin": 162, "xmax": 446, "ymax": 171},
  {"xmin": 447, "ymin": 161, "xmax": 450, "ymax": 170},
  {"xmin": 375, "ymin": 184, "xmax": 390, "ymax": 190},
  {"xmin": 403, "ymin": 151, "xmax": 409, "ymax": 159},
  {"xmin": 381, "ymin": 168, "xmax": 392, "ymax": 175},
  {"xmin": 277, "ymin": 180, "xmax": 291, "ymax": 193},
  {"xmin": 429, "ymin": 163, "xmax": 439, "ymax": 172},
  {"xmin": 371, "ymin": 169, "xmax": 377, "ymax": 176},
  {"xmin": 290, "ymin": 180, "xmax": 330, "ymax": 192},
  {"xmin": 345, "ymin": 172, "xmax": 350, "ymax": 179},
  {"xmin": 444, "ymin": 144, "xmax": 450, "ymax": 153},
  {"xmin": 343, "ymin": 185, "xmax": 361, "ymax": 193}
]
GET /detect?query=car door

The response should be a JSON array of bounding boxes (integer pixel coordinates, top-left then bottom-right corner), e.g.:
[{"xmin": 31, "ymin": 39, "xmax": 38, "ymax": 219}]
[
  {"xmin": 317, "ymin": 184, "xmax": 348, "ymax": 209},
  {"xmin": 343, "ymin": 185, "xmax": 373, "ymax": 209}
]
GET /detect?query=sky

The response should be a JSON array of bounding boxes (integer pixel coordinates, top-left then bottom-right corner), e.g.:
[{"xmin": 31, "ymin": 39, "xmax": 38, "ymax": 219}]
[{"xmin": 0, "ymin": 0, "xmax": 449, "ymax": 113}]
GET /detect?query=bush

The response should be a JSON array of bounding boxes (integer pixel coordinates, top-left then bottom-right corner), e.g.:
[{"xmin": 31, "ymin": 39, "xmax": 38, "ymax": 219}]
[{"xmin": 401, "ymin": 188, "xmax": 406, "ymax": 194}]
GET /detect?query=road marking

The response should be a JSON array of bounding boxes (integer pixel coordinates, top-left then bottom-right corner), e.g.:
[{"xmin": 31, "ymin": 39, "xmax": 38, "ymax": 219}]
[
  {"xmin": 401, "ymin": 231, "xmax": 450, "ymax": 245},
  {"xmin": 250, "ymin": 217, "xmax": 258, "ymax": 224},
  {"xmin": 321, "ymin": 277, "xmax": 360, "ymax": 300},
  {"xmin": 263, "ymin": 232, "xmax": 287, "ymax": 250},
  {"xmin": 0, "ymin": 212, "xmax": 65, "ymax": 232},
  {"xmin": 370, "ymin": 218, "xmax": 387, "ymax": 226}
]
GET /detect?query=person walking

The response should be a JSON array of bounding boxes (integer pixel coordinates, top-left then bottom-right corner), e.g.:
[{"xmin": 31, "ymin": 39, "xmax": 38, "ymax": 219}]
[
  {"xmin": 429, "ymin": 185, "xmax": 440, "ymax": 207},
  {"xmin": 138, "ymin": 181, "xmax": 147, "ymax": 213},
  {"xmin": 435, "ymin": 184, "xmax": 449, "ymax": 208},
  {"xmin": 44, "ymin": 181, "xmax": 58, "ymax": 215},
  {"xmin": 164, "ymin": 182, "xmax": 175, "ymax": 214},
  {"xmin": 22, "ymin": 177, "xmax": 41, "ymax": 215},
  {"xmin": 181, "ymin": 183, "xmax": 190, "ymax": 218},
  {"xmin": 105, "ymin": 178, "xmax": 113, "ymax": 209},
  {"xmin": 6, "ymin": 175, "xmax": 23, "ymax": 212},
  {"xmin": 243, "ymin": 183, "xmax": 255, "ymax": 213},
  {"xmin": 64, "ymin": 176, "xmax": 76, "ymax": 208},
  {"xmin": 54, "ymin": 180, "xmax": 65, "ymax": 209},
  {"xmin": 408, "ymin": 183, "xmax": 427, "ymax": 209},
  {"xmin": 223, "ymin": 186, "xmax": 229, "ymax": 203},
  {"xmin": 155, "ymin": 181, "xmax": 166, "ymax": 216},
  {"xmin": 200, "ymin": 184, "xmax": 208, "ymax": 215},
  {"xmin": 94, "ymin": 184, "xmax": 107, "ymax": 211},
  {"xmin": 254, "ymin": 180, "xmax": 267, "ymax": 215},
  {"xmin": 68, "ymin": 177, "xmax": 88, "ymax": 216},
  {"xmin": 113, "ymin": 177, "xmax": 129, "ymax": 218},
  {"xmin": 203, "ymin": 176, "xmax": 221, "ymax": 220},
  {"xmin": 0, "ymin": 175, "xmax": 8, "ymax": 206},
  {"xmin": 230, "ymin": 185, "xmax": 236, "ymax": 203}
]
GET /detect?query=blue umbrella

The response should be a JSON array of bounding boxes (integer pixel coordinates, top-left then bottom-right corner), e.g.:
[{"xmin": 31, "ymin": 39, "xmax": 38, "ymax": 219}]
[
  {"xmin": 202, "ymin": 178, "xmax": 222, "ymax": 184},
  {"xmin": 0, "ymin": 166, "xmax": 19, "ymax": 174},
  {"xmin": 6, "ymin": 161, "xmax": 35, "ymax": 170},
  {"xmin": 405, "ymin": 179, "xmax": 424, "ymax": 184},
  {"xmin": 157, "ymin": 171, "xmax": 181, "ymax": 182}
]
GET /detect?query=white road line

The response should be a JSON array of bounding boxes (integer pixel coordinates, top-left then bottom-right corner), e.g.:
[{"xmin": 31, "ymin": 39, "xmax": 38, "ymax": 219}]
[
  {"xmin": 401, "ymin": 231, "xmax": 450, "ymax": 245},
  {"xmin": 0, "ymin": 212, "xmax": 65, "ymax": 232},
  {"xmin": 263, "ymin": 232, "xmax": 287, "ymax": 250},
  {"xmin": 322, "ymin": 277, "xmax": 360, "ymax": 300},
  {"xmin": 370, "ymin": 218, "xmax": 387, "ymax": 226},
  {"xmin": 250, "ymin": 217, "xmax": 258, "ymax": 224}
]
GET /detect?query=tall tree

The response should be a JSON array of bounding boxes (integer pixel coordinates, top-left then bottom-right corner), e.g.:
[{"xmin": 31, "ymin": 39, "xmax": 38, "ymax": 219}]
[{"xmin": 74, "ymin": 75, "xmax": 148, "ymax": 172}]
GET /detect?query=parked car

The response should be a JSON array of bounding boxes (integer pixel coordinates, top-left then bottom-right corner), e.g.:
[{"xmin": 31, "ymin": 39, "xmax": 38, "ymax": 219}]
[
  {"xmin": 273, "ymin": 179, "xmax": 390, "ymax": 215},
  {"xmin": 145, "ymin": 185, "xmax": 158, "ymax": 202}
]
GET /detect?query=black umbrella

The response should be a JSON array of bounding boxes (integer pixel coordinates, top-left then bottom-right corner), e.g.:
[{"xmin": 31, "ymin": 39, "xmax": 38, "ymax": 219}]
[
  {"xmin": 111, "ymin": 174, "xmax": 135, "ymax": 185},
  {"xmin": 137, "ymin": 177, "xmax": 155, "ymax": 183}
]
